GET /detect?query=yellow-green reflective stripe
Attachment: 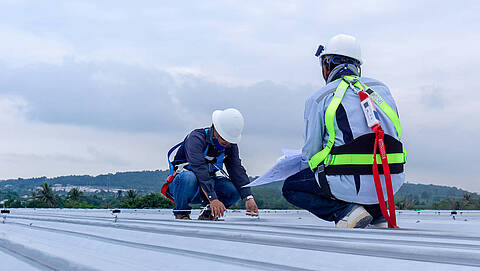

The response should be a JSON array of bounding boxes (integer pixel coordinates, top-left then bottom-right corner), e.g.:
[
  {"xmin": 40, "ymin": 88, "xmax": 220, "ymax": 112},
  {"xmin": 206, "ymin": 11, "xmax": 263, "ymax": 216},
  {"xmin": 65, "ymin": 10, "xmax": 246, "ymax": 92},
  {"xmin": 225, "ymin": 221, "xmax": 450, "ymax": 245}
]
[
  {"xmin": 356, "ymin": 81, "xmax": 402, "ymax": 141},
  {"xmin": 308, "ymin": 80, "xmax": 349, "ymax": 170},
  {"xmin": 376, "ymin": 101, "xmax": 402, "ymax": 140},
  {"xmin": 329, "ymin": 153, "xmax": 406, "ymax": 166}
]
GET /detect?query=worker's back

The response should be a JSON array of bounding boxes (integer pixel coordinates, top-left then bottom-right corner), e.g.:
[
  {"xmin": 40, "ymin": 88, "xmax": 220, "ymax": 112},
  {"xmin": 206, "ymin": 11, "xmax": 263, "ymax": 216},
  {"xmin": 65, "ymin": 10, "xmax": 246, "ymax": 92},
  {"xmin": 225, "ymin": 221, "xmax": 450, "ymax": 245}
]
[{"xmin": 302, "ymin": 76, "xmax": 405, "ymax": 204}]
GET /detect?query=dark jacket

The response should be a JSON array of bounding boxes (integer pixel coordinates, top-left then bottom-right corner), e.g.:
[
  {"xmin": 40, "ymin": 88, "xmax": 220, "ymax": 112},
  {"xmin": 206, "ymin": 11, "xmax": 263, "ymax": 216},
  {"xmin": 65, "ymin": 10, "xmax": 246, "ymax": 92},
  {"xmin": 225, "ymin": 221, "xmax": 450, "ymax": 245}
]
[{"xmin": 172, "ymin": 127, "xmax": 252, "ymax": 201}]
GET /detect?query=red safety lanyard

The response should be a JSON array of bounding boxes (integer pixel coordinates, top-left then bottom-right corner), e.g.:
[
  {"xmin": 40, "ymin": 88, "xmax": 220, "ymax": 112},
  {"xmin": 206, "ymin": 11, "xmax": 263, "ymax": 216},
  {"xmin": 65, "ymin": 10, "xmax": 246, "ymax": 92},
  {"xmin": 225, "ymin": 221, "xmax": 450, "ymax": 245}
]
[
  {"xmin": 161, "ymin": 171, "xmax": 177, "ymax": 203},
  {"xmin": 372, "ymin": 125, "xmax": 398, "ymax": 228},
  {"xmin": 358, "ymin": 90, "xmax": 398, "ymax": 228}
]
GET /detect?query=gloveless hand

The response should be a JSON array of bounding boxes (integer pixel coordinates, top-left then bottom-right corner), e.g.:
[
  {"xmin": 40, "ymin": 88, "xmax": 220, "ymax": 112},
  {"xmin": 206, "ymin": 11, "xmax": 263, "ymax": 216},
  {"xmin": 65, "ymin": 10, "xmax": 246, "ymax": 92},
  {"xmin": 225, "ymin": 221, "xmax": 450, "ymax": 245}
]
[
  {"xmin": 210, "ymin": 199, "xmax": 226, "ymax": 218},
  {"xmin": 245, "ymin": 198, "xmax": 259, "ymax": 216}
]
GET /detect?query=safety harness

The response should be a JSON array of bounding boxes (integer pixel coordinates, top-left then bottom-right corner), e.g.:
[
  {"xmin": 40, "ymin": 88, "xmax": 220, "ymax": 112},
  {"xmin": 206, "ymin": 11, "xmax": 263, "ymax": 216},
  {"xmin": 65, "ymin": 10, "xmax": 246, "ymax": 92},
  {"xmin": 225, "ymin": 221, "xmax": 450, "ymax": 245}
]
[
  {"xmin": 308, "ymin": 76, "xmax": 406, "ymax": 228},
  {"xmin": 161, "ymin": 129, "xmax": 225, "ymax": 203}
]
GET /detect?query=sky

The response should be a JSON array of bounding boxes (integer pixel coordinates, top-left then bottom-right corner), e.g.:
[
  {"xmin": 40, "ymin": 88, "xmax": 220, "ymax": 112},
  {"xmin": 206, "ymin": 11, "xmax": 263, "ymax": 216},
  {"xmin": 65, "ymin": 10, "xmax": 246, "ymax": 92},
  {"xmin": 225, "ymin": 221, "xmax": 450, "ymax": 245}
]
[{"xmin": 0, "ymin": 0, "xmax": 479, "ymax": 191}]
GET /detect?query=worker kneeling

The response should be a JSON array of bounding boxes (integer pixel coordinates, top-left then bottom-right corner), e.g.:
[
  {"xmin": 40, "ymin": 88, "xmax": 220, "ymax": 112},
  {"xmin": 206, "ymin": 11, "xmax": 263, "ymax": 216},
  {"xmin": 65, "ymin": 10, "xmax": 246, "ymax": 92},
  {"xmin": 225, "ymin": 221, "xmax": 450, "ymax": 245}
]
[
  {"xmin": 163, "ymin": 108, "xmax": 258, "ymax": 220},
  {"xmin": 282, "ymin": 34, "xmax": 406, "ymax": 228}
]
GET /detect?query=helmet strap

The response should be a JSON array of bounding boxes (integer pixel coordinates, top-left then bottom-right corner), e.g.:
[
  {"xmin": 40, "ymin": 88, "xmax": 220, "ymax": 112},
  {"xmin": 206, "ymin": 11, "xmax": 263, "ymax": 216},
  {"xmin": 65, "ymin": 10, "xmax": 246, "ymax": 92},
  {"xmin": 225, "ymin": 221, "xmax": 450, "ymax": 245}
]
[
  {"xmin": 211, "ymin": 125, "xmax": 226, "ymax": 151},
  {"xmin": 214, "ymin": 138, "xmax": 226, "ymax": 150}
]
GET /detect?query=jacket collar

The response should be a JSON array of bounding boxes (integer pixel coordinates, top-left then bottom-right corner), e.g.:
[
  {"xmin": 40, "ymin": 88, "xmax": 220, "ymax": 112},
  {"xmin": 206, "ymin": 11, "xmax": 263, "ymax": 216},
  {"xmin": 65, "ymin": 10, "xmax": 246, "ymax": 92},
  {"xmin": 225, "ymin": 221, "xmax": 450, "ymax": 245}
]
[
  {"xmin": 206, "ymin": 126, "xmax": 229, "ymax": 152},
  {"xmin": 326, "ymin": 64, "xmax": 359, "ymax": 84},
  {"xmin": 206, "ymin": 126, "xmax": 215, "ymax": 145}
]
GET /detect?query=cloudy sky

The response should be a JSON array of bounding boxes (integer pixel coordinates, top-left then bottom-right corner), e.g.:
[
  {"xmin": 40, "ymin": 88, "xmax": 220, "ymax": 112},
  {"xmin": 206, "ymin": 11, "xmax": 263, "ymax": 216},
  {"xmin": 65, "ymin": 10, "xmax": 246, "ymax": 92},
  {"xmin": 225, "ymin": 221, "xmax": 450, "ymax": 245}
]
[{"xmin": 0, "ymin": 0, "xmax": 479, "ymax": 191}]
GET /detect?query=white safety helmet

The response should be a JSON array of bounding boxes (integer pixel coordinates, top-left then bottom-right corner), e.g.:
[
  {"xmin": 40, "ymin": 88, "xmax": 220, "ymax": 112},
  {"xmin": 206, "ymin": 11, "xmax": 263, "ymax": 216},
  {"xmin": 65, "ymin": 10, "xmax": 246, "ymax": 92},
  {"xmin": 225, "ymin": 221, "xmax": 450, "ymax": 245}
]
[
  {"xmin": 212, "ymin": 108, "xmax": 244, "ymax": 144},
  {"xmin": 320, "ymin": 34, "xmax": 362, "ymax": 64}
]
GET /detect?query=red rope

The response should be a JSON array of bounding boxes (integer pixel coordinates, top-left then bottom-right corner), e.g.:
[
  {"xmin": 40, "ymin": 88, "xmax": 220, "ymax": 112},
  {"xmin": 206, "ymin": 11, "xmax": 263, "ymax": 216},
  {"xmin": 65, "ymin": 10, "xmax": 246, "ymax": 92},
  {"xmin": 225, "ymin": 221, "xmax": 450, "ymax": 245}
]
[{"xmin": 372, "ymin": 125, "xmax": 399, "ymax": 228}]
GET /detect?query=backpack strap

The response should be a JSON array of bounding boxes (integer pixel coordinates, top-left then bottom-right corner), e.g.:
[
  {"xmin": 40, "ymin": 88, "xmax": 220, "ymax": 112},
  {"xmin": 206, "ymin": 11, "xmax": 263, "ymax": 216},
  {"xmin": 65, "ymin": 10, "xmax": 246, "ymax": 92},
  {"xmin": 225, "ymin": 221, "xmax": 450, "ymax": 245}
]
[{"xmin": 167, "ymin": 142, "xmax": 183, "ymax": 175}]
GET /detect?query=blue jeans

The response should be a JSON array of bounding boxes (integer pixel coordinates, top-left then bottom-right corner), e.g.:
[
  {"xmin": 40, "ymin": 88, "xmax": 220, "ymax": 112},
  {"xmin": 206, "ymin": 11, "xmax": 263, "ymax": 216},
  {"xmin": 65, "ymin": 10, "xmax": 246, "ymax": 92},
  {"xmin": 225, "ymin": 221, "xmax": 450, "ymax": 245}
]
[
  {"xmin": 168, "ymin": 171, "xmax": 241, "ymax": 215},
  {"xmin": 282, "ymin": 168, "xmax": 384, "ymax": 223}
]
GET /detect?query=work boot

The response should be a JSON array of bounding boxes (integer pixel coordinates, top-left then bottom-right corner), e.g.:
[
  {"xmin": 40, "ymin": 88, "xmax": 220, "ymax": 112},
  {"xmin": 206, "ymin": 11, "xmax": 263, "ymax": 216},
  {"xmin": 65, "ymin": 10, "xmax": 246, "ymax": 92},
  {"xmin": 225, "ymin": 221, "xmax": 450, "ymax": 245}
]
[
  {"xmin": 335, "ymin": 205, "xmax": 373, "ymax": 228},
  {"xmin": 175, "ymin": 213, "xmax": 191, "ymax": 220},
  {"xmin": 198, "ymin": 205, "xmax": 218, "ymax": 221}
]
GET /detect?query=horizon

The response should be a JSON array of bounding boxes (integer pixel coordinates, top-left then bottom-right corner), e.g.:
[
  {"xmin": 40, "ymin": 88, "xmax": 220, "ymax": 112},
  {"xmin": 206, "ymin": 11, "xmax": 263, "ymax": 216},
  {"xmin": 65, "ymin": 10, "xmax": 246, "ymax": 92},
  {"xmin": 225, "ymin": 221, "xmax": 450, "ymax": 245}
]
[{"xmin": 1, "ymin": 169, "xmax": 478, "ymax": 195}]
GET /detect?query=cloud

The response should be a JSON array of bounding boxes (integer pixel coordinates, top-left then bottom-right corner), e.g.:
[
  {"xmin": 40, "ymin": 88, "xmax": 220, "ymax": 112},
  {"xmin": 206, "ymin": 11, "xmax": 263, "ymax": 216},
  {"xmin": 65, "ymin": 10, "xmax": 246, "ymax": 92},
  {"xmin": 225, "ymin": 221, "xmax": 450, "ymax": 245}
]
[
  {"xmin": 0, "ymin": 95, "xmax": 29, "ymax": 122},
  {"xmin": 0, "ymin": 60, "xmax": 311, "ymax": 138},
  {"xmin": 0, "ymin": 98, "xmax": 173, "ymax": 179},
  {"xmin": 0, "ymin": 28, "xmax": 72, "ymax": 67},
  {"xmin": 420, "ymin": 85, "xmax": 447, "ymax": 109},
  {"xmin": 0, "ymin": 60, "xmax": 310, "ymax": 180}
]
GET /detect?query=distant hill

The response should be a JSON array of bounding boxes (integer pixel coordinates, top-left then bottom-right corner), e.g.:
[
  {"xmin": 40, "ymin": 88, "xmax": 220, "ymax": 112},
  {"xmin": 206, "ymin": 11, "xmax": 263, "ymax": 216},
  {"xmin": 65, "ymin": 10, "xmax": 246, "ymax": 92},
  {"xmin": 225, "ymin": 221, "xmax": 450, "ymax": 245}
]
[
  {"xmin": 0, "ymin": 170, "xmax": 169, "ymax": 194},
  {"xmin": 396, "ymin": 182, "xmax": 479, "ymax": 201},
  {"xmin": 0, "ymin": 171, "xmax": 477, "ymax": 207}
]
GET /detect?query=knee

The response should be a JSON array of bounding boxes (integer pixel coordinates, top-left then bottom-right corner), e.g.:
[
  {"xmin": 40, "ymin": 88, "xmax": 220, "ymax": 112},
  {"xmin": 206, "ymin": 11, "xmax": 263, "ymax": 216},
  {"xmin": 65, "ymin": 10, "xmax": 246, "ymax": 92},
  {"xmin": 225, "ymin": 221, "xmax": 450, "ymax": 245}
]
[
  {"xmin": 282, "ymin": 181, "xmax": 292, "ymax": 199},
  {"xmin": 231, "ymin": 191, "xmax": 241, "ymax": 204},
  {"xmin": 226, "ymin": 186, "xmax": 240, "ymax": 203},
  {"xmin": 282, "ymin": 181, "xmax": 301, "ymax": 205},
  {"xmin": 173, "ymin": 171, "xmax": 199, "ymax": 193},
  {"xmin": 282, "ymin": 190, "xmax": 295, "ymax": 204},
  {"xmin": 179, "ymin": 171, "xmax": 198, "ymax": 186},
  {"xmin": 282, "ymin": 171, "xmax": 299, "ymax": 195},
  {"xmin": 220, "ymin": 184, "xmax": 241, "ymax": 207}
]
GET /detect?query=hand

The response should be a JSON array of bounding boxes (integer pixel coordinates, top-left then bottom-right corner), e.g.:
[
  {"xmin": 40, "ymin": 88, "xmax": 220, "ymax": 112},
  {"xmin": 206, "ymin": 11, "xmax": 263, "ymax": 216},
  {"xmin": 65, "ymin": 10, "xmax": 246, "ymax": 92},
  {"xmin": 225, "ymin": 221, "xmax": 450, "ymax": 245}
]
[
  {"xmin": 210, "ymin": 199, "xmax": 226, "ymax": 218},
  {"xmin": 245, "ymin": 198, "xmax": 259, "ymax": 216}
]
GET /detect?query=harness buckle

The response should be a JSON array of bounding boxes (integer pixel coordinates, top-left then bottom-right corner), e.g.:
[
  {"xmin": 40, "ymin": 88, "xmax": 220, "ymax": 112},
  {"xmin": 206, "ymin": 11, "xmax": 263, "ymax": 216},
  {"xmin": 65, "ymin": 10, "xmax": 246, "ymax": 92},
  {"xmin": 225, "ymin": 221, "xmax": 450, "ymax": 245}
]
[
  {"xmin": 175, "ymin": 163, "xmax": 188, "ymax": 173},
  {"xmin": 342, "ymin": 76, "xmax": 359, "ymax": 94},
  {"xmin": 324, "ymin": 154, "xmax": 332, "ymax": 167}
]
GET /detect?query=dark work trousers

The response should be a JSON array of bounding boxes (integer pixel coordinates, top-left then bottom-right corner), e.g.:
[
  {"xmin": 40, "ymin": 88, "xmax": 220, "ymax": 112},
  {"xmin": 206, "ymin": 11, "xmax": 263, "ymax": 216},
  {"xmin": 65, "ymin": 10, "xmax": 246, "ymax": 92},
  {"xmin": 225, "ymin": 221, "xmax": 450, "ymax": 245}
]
[{"xmin": 282, "ymin": 168, "xmax": 384, "ymax": 223}]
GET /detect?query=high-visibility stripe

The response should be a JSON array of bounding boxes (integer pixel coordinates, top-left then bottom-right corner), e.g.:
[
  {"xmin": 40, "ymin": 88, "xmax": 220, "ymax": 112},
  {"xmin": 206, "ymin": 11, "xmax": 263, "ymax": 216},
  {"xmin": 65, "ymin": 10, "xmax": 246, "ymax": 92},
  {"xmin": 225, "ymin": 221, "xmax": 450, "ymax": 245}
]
[
  {"xmin": 364, "ymin": 87, "xmax": 402, "ymax": 140},
  {"xmin": 327, "ymin": 153, "xmax": 406, "ymax": 166},
  {"xmin": 308, "ymin": 79, "xmax": 349, "ymax": 170}
]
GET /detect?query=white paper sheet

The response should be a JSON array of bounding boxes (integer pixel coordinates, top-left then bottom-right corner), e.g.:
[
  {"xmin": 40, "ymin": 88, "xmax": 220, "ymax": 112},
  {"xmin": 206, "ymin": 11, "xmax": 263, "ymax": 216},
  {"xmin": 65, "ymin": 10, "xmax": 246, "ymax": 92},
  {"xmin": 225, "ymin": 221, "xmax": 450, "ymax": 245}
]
[{"xmin": 244, "ymin": 149, "xmax": 303, "ymax": 187}]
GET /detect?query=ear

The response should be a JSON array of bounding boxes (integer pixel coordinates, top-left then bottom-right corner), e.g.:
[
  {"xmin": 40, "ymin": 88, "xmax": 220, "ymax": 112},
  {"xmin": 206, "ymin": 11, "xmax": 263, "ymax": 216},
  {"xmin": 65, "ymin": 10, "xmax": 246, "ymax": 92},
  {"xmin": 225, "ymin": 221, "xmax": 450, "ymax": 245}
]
[{"xmin": 322, "ymin": 64, "xmax": 329, "ymax": 81}]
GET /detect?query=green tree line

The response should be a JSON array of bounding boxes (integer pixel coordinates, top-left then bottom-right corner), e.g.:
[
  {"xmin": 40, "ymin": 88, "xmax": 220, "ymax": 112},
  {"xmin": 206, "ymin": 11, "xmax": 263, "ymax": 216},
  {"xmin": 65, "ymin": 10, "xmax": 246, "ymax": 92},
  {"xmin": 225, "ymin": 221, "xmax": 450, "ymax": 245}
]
[{"xmin": 3, "ymin": 183, "xmax": 174, "ymax": 209}]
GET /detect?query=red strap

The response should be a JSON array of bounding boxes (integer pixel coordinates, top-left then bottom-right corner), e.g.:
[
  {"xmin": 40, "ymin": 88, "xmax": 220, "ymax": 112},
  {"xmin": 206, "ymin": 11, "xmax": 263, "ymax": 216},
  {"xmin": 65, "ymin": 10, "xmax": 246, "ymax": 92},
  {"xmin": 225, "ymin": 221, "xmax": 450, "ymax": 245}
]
[
  {"xmin": 161, "ymin": 172, "xmax": 177, "ymax": 203},
  {"xmin": 372, "ymin": 125, "xmax": 399, "ymax": 228}
]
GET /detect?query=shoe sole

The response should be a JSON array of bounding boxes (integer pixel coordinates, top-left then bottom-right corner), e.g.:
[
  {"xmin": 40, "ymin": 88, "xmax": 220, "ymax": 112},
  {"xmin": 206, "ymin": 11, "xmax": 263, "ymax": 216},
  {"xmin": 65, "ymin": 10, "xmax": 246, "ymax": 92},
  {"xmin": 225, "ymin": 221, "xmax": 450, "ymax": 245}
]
[
  {"xmin": 352, "ymin": 214, "xmax": 373, "ymax": 228},
  {"xmin": 369, "ymin": 222, "xmax": 388, "ymax": 228},
  {"xmin": 198, "ymin": 217, "xmax": 224, "ymax": 221}
]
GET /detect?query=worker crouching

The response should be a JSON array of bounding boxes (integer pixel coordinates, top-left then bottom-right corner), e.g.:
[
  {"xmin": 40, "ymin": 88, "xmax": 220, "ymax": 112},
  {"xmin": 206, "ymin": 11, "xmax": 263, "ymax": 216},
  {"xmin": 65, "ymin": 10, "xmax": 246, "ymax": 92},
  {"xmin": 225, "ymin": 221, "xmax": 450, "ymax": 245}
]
[
  {"xmin": 162, "ymin": 108, "xmax": 259, "ymax": 220},
  {"xmin": 282, "ymin": 34, "xmax": 406, "ymax": 228}
]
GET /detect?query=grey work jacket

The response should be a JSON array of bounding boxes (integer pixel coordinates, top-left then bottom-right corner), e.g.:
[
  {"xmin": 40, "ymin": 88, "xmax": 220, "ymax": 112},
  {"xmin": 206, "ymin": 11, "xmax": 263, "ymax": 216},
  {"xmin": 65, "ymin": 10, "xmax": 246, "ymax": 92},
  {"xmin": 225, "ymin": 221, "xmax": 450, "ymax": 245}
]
[{"xmin": 302, "ymin": 67, "xmax": 405, "ymax": 204}]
